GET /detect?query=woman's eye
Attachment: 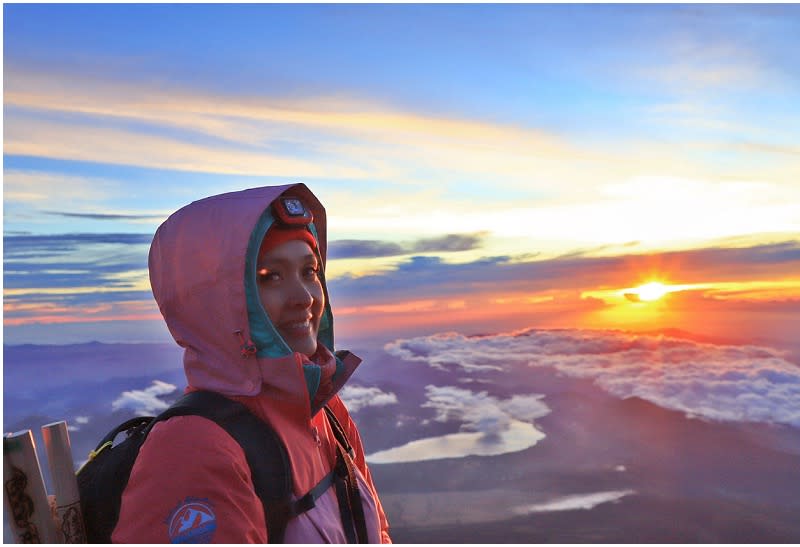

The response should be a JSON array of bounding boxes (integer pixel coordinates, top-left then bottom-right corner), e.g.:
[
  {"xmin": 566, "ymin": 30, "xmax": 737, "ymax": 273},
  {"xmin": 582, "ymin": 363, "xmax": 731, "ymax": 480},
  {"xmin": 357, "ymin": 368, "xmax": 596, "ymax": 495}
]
[
  {"xmin": 303, "ymin": 266, "xmax": 320, "ymax": 279},
  {"xmin": 258, "ymin": 268, "xmax": 280, "ymax": 282}
]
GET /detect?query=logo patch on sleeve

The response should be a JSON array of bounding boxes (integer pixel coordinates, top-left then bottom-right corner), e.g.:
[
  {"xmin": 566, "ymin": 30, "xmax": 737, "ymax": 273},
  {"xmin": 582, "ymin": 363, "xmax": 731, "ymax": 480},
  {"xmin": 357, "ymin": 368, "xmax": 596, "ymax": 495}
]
[{"xmin": 166, "ymin": 497, "xmax": 217, "ymax": 543}]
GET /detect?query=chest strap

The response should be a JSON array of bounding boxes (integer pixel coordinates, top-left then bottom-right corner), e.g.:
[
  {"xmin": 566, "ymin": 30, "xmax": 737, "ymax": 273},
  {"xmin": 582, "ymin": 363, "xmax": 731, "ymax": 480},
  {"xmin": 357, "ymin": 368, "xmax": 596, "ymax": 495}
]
[{"xmin": 288, "ymin": 469, "xmax": 336, "ymax": 516}]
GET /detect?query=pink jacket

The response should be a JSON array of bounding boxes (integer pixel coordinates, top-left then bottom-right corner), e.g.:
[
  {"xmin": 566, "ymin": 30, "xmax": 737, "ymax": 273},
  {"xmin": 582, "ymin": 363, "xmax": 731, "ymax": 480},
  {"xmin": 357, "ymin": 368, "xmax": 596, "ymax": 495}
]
[{"xmin": 113, "ymin": 185, "xmax": 391, "ymax": 543}]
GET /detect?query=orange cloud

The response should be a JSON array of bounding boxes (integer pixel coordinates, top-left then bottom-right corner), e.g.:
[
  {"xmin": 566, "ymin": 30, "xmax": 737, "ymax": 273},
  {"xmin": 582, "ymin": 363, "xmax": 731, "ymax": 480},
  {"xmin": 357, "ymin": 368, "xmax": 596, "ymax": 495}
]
[{"xmin": 3, "ymin": 300, "xmax": 161, "ymax": 326}]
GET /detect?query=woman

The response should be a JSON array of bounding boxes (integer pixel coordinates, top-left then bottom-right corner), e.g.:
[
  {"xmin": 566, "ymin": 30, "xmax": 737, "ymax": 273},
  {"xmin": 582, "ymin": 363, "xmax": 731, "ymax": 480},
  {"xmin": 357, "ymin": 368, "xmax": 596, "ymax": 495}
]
[{"xmin": 113, "ymin": 184, "xmax": 391, "ymax": 543}]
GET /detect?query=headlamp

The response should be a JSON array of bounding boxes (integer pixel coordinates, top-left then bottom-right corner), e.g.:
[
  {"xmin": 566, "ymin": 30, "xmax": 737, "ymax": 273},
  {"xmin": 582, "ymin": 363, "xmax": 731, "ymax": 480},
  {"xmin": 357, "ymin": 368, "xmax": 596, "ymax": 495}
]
[{"xmin": 273, "ymin": 197, "xmax": 313, "ymax": 227}]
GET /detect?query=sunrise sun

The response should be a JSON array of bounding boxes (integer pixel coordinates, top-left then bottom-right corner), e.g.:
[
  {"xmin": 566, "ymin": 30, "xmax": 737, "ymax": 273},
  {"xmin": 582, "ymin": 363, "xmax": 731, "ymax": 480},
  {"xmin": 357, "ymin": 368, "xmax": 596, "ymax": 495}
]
[{"xmin": 635, "ymin": 281, "xmax": 669, "ymax": 302}]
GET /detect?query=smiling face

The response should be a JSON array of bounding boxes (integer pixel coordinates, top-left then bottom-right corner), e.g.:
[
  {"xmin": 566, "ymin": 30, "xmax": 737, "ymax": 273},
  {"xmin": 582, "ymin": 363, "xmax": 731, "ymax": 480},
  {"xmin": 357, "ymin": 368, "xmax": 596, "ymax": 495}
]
[{"xmin": 257, "ymin": 239, "xmax": 324, "ymax": 356}]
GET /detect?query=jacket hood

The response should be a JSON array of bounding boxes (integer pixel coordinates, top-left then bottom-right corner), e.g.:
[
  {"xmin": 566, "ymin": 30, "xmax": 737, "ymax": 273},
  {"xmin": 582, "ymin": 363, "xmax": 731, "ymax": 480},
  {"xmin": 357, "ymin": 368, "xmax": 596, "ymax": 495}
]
[{"xmin": 149, "ymin": 184, "xmax": 359, "ymax": 410}]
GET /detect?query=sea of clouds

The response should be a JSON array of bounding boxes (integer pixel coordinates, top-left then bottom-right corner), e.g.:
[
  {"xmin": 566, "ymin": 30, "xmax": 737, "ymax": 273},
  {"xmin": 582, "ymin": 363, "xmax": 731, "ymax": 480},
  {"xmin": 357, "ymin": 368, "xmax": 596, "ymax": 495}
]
[
  {"xmin": 385, "ymin": 328, "xmax": 800, "ymax": 428},
  {"xmin": 91, "ymin": 327, "xmax": 799, "ymax": 465}
]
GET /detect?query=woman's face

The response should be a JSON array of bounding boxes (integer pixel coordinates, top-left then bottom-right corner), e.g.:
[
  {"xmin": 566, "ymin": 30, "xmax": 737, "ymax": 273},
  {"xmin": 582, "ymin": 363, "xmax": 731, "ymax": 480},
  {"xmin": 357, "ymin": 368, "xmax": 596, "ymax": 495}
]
[{"xmin": 257, "ymin": 239, "xmax": 324, "ymax": 356}]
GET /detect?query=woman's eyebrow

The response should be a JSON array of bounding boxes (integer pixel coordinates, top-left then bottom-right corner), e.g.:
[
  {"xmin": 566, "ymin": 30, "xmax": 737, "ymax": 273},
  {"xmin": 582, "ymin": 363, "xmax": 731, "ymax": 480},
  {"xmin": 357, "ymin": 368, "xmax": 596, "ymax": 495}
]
[{"xmin": 258, "ymin": 254, "xmax": 317, "ymax": 267}]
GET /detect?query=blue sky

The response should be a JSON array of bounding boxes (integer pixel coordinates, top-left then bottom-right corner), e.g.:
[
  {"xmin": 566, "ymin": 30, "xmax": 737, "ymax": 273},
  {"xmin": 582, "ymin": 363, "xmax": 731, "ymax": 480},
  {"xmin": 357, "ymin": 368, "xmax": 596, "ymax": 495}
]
[{"xmin": 3, "ymin": 3, "xmax": 800, "ymax": 346}]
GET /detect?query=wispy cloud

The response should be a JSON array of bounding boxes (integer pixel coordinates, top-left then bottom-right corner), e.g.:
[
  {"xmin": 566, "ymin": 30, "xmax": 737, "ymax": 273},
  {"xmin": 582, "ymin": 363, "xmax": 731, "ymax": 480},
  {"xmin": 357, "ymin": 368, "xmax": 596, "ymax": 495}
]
[
  {"xmin": 3, "ymin": 70, "xmax": 574, "ymax": 186},
  {"xmin": 639, "ymin": 45, "xmax": 764, "ymax": 92},
  {"xmin": 3, "ymin": 170, "xmax": 123, "ymax": 205},
  {"xmin": 339, "ymin": 385, "xmax": 398, "ymax": 413},
  {"xmin": 43, "ymin": 211, "xmax": 165, "ymax": 221},
  {"xmin": 385, "ymin": 328, "xmax": 800, "ymax": 427},
  {"xmin": 4, "ymin": 112, "xmax": 370, "ymax": 179},
  {"xmin": 4, "ymin": 233, "xmax": 152, "ymax": 258},
  {"xmin": 329, "ymin": 232, "xmax": 486, "ymax": 259},
  {"xmin": 9, "ymin": 65, "xmax": 797, "ymax": 203},
  {"xmin": 67, "ymin": 415, "xmax": 91, "ymax": 432},
  {"xmin": 111, "ymin": 380, "xmax": 177, "ymax": 416},
  {"xmin": 3, "ymin": 299, "xmax": 158, "ymax": 326},
  {"xmin": 328, "ymin": 240, "xmax": 405, "ymax": 260},
  {"xmin": 412, "ymin": 233, "xmax": 487, "ymax": 253}
]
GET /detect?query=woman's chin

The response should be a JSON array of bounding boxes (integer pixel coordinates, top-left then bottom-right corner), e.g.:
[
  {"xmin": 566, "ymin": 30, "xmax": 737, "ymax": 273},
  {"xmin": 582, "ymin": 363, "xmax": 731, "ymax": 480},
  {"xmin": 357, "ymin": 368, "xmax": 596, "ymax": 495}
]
[{"xmin": 283, "ymin": 334, "xmax": 318, "ymax": 357}]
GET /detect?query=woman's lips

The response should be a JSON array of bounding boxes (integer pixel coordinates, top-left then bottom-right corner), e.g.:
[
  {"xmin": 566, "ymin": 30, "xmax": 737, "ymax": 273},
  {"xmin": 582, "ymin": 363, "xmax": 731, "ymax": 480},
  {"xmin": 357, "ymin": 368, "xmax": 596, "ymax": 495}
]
[{"xmin": 279, "ymin": 318, "xmax": 313, "ymax": 335}]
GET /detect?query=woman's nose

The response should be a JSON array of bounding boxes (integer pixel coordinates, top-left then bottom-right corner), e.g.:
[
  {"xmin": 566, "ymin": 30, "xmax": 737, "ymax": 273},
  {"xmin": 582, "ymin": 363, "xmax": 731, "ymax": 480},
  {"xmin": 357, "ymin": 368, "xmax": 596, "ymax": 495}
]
[{"xmin": 286, "ymin": 278, "xmax": 313, "ymax": 307}]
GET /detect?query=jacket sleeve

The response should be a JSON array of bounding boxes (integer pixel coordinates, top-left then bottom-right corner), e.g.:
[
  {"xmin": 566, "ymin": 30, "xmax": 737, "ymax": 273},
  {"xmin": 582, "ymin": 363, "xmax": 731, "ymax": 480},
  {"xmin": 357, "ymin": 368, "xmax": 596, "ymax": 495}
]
[
  {"xmin": 112, "ymin": 415, "xmax": 268, "ymax": 543},
  {"xmin": 328, "ymin": 396, "xmax": 392, "ymax": 544}
]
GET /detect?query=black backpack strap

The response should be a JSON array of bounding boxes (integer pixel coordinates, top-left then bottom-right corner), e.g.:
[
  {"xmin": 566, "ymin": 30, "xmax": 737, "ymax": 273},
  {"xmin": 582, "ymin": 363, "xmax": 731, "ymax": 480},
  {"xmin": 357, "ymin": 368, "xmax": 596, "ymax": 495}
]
[
  {"xmin": 324, "ymin": 405, "xmax": 370, "ymax": 543},
  {"xmin": 149, "ymin": 391, "xmax": 293, "ymax": 543},
  {"xmin": 81, "ymin": 416, "xmax": 152, "ymax": 468},
  {"xmin": 98, "ymin": 416, "xmax": 152, "ymax": 446}
]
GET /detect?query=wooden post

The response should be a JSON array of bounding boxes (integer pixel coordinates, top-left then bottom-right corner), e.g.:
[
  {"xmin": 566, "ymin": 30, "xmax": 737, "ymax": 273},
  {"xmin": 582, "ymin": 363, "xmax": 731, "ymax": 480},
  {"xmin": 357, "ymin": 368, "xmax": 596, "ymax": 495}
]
[
  {"xmin": 3, "ymin": 430, "xmax": 61, "ymax": 543},
  {"xmin": 42, "ymin": 422, "xmax": 87, "ymax": 543}
]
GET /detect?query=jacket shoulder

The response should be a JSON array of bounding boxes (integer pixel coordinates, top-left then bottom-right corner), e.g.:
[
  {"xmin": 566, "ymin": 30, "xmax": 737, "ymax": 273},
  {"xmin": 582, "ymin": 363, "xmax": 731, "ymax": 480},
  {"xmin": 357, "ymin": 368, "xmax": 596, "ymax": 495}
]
[{"xmin": 113, "ymin": 415, "xmax": 267, "ymax": 543}]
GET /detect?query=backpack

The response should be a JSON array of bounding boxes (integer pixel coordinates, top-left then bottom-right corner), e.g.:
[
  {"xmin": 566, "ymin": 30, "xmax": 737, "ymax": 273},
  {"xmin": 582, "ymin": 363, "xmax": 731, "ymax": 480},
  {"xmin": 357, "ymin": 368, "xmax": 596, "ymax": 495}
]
[{"xmin": 76, "ymin": 390, "xmax": 367, "ymax": 543}]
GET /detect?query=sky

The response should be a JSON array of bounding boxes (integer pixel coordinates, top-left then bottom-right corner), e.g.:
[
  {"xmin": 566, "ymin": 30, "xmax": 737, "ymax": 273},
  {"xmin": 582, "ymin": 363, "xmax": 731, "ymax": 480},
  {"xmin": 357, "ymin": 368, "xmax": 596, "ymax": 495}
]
[{"xmin": 3, "ymin": 3, "xmax": 800, "ymax": 350}]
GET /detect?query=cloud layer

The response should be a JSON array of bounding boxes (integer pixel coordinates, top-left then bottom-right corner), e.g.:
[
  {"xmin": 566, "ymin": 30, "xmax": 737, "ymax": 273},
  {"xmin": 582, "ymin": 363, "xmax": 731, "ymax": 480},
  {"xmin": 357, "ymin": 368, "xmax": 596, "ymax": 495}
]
[
  {"xmin": 385, "ymin": 328, "xmax": 800, "ymax": 427},
  {"xmin": 330, "ymin": 240, "xmax": 800, "ymax": 305}
]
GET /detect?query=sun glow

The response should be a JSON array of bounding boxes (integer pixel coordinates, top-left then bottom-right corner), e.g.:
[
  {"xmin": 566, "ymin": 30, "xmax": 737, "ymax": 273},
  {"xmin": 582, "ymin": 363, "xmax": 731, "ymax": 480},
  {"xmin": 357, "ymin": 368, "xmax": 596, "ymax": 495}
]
[{"xmin": 635, "ymin": 281, "xmax": 669, "ymax": 302}]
